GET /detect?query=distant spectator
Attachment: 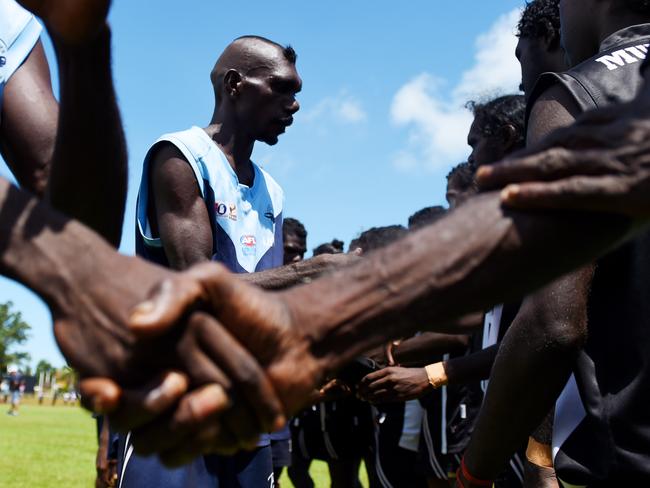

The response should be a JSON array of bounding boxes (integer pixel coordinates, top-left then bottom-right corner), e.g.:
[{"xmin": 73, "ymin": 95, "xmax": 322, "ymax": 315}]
[
  {"xmin": 313, "ymin": 239, "xmax": 344, "ymax": 256},
  {"xmin": 446, "ymin": 162, "xmax": 477, "ymax": 209},
  {"xmin": 7, "ymin": 369, "xmax": 22, "ymax": 416},
  {"xmin": 408, "ymin": 206, "xmax": 447, "ymax": 230},
  {"xmin": 1, "ymin": 380, "xmax": 8, "ymax": 403},
  {"xmin": 349, "ymin": 225, "xmax": 407, "ymax": 253},
  {"xmin": 283, "ymin": 218, "xmax": 308, "ymax": 265}
]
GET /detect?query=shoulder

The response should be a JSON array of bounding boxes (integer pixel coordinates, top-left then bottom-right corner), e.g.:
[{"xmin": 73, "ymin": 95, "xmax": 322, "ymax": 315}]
[
  {"xmin": 0, "ymin": 0, "xmax": 38, "ymax": 44},
  {"xmin": 148, "ymin": 127, "xmax": 210, "ymax": 161},
  {"xmin": 0, "ymin": 1, "xmax": 42, "ymax": 84},
  {"xmin": 527, "ymin": 82, "xmax": 582, "ymax": 146},
  {"xmin": 144, "ymin": 127, "xmax": 210, "ymax": 194},
  {"xmin": 148, "ymin": 141, "xmax": 204, "ymax": 205}
]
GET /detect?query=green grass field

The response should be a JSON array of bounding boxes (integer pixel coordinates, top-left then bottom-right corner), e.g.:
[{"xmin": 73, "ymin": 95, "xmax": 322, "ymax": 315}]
[{"xmin": 0, "ymin": 401, "xmax": 369, "ymax": 487}]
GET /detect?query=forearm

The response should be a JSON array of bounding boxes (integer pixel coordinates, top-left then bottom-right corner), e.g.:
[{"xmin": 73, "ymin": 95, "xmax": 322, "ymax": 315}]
[
  {"xmin": 286, "ymin": 192, "xmax": 636, "ymax": 377},
  {"xmin": 443, "ymin": 345, "xmax": 497, "ymax": 385},
  {"xmin": 0, "ymin": 177, "xmax": 109, "ymax": 309},
  {"xmin": 241, "ymin": 255, "xmax": 343, "ymax": 290},
  {"xmin": 0, "ymin": 178, "xmax": 178, "ymax": 381},
  {"xmin": 46, "ymin": 26, "xmax": 127, "ymax": 246},
  {"xmin": 461, "ymin": 267, "xmax": 591, "ymax": 480},
  {"xmin": 461, "ymin": 333, "xmax": 574, "ymax": 480},
  {"xmin": 393, "ymin": 332, "xmax": 470, "ymax": 367}
]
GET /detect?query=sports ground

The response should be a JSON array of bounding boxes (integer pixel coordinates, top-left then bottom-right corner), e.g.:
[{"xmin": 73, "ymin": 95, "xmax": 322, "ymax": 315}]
[{"xmin": 0, "ymin": 401, "xmax": 369, "ymax": 487}]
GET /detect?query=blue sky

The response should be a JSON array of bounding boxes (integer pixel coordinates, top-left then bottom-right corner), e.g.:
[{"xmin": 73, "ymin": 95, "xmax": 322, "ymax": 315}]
[{"xmin": 0, "ymin": 0, "xmax": 524, "ymax": 368}]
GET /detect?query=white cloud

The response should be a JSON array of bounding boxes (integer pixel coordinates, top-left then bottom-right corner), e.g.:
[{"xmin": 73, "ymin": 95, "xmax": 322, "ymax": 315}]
[
  {"xmin": 391, "ymin": 8, "xmax": 523, "ymax": 171},
  {"xmin": 338, "ymin": 99, "xmax": 367, "ymax": 123},
  {"xmin": 305, "ymin": 91, "xmax": 367, "ymax": 124}
]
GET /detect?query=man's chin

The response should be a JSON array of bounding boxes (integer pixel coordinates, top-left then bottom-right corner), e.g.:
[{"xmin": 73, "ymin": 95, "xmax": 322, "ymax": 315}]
[{"xmin": 260, "ymin": 134, "xmax": 280, "ymax": 146}]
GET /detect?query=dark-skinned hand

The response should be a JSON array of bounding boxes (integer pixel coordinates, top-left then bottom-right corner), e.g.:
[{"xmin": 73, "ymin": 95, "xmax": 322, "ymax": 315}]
[
  {"xmin": 478, "ymin": 98, "xmax": 650, "ymax": 219},
  {"xmin": 357, "ymin": 367, "xmax": 430, "ymax": 403},
  {"xmin": 58, "ymin": 252, "xmax": 285, "ymax": 464},
  {"xmin": 83, "ymin": 261, "xmax": 322, "ymax": 465}
]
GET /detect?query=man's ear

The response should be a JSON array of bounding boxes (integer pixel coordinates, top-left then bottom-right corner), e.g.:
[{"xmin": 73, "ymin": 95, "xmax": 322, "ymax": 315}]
[
  {"xmin": 499, "ymin": 124, "xmax": 519, "ymax": 153},
  {"xmin": 542, "ymin": 21, "xmax": 561, "ymax": 52},
  {"xmin": 223, "ymin": 69, "xmax": 243, "ymax": 100}
]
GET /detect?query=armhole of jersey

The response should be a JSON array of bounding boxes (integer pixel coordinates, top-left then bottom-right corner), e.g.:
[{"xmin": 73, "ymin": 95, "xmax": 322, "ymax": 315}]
[
  {"xmin": 136, "ymin": 134, "xmax": 208, "ymax": 248},
  {"xmin": 257, "ymin": 165, "xmax": 285, "ymax": 218},
  {"xmin": 3, "ymin": 14, "xmax": 41, "ymax": 78},
  {"xmin": 0, "ymin": 15, "xmax": 42, "ymax": 107},
  {"xmin": 525, "ymin": 72, "xmax": 595, "ymax": 128}
]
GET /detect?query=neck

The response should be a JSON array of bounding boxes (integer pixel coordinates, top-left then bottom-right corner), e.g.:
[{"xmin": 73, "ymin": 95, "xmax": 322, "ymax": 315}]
[
  {"xmin": 598, "ymin": 10, "xmax": 650, "ymax": 46},
  {"xmin": 207, "ymin": 107, "xmax": 256, "ymax": 185},
  {"xmin": 548, "ymin": 48, "xmax": 569, "ymax": 74}
]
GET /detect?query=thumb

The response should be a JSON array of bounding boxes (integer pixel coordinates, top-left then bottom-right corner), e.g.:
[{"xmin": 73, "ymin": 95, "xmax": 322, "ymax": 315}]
[
  {"xmin": 129, "ymin": 276, "xmax": 203, "ymax": 338},
  {"xmin": 80, "ymin": 378, "xmax": 122, "ymax": 414}
]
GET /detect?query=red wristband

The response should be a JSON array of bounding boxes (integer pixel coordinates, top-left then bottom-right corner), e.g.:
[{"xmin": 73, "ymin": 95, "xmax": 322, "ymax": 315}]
[{"xmin": 459, "ymin": 457, "xmax": 493, "ymax": 487}]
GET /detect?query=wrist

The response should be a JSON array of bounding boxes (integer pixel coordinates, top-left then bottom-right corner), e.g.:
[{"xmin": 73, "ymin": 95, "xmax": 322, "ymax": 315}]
[
  {"xmin": 424, "ymin": 362, "xmax": 448, "ymax": 389},
  {"xmin": 457, "ymin": 456, "xmax": 494, "ymax": 488},
  {"xmin": 265, "ymin": 288, "xmax": 328, "ymax": 411},
  {"xmin": 526, "ymin": 437, "xmax": 554, "ymax": 468},
  {"xmin": 51, "ymin": 21, "xmax": 112, "ymax": 51},
  {"xmin": 0, "ymin": 184, "xmax": 88, "ymax": 312}
]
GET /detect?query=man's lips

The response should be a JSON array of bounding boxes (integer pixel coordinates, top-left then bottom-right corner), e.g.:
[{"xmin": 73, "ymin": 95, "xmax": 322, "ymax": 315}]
[{"xmin": 278, "ymin": 116, "xmax": 293, "ymax": 127}]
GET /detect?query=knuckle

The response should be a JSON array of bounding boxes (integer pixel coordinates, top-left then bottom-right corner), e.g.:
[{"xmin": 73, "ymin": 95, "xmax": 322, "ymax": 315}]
[{"xmin": 237, "ymin": 361, "xmax": 263, "ymax": 391}]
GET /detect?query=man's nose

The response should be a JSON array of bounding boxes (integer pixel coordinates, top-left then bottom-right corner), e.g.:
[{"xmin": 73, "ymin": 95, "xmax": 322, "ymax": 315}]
[{"xmin": 288, "ymin": 98, "xmax": 300, "ymax": 114}]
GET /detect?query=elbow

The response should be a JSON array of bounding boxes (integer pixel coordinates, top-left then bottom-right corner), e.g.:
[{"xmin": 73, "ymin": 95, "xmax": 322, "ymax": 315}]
[{"xmin": 537, "ymin": 318, "xmax": 587, "ymax": 357}]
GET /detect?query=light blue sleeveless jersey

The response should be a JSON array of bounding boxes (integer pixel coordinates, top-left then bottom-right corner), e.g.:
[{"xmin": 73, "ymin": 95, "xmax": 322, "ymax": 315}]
[
  {"xmin": 136, "ymin": 126, "xmax": 284, "ymax": 274},
  {"xmin": 123, "ymin": 127, "xmax": 283, "ymax": 488}
]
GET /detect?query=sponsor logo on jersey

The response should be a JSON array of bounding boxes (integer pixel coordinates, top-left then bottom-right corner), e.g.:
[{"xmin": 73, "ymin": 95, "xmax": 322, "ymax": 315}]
[
  {"xmin": 215, "ymin": 201, "xmax": 237, "ymax": 221},
  {"xmin": 595, "ymin": 43, "xmax": 648, "ymax": 71},
  {"xmin": 240, "ymin": 235, "xmax": 257, "ymax": 256}
]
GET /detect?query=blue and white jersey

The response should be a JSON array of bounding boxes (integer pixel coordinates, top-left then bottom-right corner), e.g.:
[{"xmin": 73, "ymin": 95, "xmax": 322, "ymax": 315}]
[
  {"xmin": 0, "ymin": 0, "xmax": 41, "ymax": 111},
  {"xmin": 136, "ymin": 125, "xmax": 284, "ymax": 274}
]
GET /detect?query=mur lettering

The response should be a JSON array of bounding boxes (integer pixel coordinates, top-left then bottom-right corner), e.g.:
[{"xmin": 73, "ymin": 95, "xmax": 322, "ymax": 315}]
[{"xmin": 595, "ymin": 43, "xmax": 649, "ymax": 70}]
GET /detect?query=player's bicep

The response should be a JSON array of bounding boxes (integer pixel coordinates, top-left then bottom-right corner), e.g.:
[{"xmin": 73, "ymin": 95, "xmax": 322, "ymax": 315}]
[
  {"xmin": 150, "ymin": 145, "xmax": 212, "ymax": 270},
  {"xmin": 0, "ymin": 40, "xmax": 58, "ymax": 197},
  {"xmin": 527, "ymin": 84, "xmax": 582, "ymax": 147}
]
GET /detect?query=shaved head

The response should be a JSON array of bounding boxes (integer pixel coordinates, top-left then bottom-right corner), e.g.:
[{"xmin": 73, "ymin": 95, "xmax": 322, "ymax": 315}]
[
  {"xmin": 208, "ymin": 35, "xmax": 301, "ymax": 146},
  {"xmin": 211, "ymin": 36, "xmax": 297, "ymax": 101}
]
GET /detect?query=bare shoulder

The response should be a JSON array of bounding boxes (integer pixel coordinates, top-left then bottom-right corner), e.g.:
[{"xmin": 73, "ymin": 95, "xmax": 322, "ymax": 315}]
[
  {"xmin": 527, "ymin": 84, "xmax": 583, "ymax": 146},
  {"xmin": 150, "ymin": 142, "xmax": 201, "ymax": 208}
]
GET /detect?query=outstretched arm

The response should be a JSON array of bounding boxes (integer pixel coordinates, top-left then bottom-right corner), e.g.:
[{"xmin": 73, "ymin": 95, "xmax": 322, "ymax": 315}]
[
  {"xmin": 0, "ymin": 176, "xmax": 285, "ymax": 456},
  {"xmin": 130, "ymin": 189, "xmax": 636, "ymax": 419},
  {"xmin": 390, "ymin": 327, "xmax": 477, "ymax": 367},
  {"xmin": 239, "ymin": 251, "xmax": 360, "ymax": 290}
]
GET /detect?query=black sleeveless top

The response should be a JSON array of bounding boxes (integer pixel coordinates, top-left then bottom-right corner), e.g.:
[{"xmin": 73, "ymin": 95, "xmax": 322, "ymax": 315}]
[{"xmin": 528, "ymin": 24, "xmax": 650, "ymax": 484}]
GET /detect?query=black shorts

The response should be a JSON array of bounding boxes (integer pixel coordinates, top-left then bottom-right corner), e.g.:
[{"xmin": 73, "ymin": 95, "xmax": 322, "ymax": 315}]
[
  {"xmin": 291, "ymin": 398, "xmax": 372, "ymax": 462},
  {"xmin": 270, "ymin": 438, "xmax": 292, "ymax": 468},
  {"xmin": 369, "ymin": 404, "xmax": 428, "ymax": 488},
  {"xmin": 418, "ymin": 390, "xmax": 462, "ymax": 480}
]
